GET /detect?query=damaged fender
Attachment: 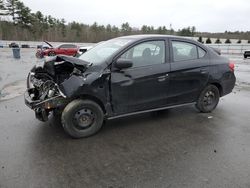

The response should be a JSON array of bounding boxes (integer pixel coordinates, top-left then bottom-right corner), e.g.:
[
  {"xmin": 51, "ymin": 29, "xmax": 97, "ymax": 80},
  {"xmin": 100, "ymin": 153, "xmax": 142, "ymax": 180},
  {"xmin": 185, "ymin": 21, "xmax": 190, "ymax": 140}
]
[
  {"xmin": 58, "ymin": 75, "xmax": 86, "ymax": 98},
  {"xmin": 25, "ymin": 54, "xmax": 110, "ymax": 121}
]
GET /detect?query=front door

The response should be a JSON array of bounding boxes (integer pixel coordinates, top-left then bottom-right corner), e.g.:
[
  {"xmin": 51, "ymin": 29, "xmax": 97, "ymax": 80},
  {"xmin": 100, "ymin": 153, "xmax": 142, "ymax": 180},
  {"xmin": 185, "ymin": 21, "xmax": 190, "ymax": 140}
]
[{"xmin": 111, "ymin": 40, "xmax": 170, "ymax": 115}]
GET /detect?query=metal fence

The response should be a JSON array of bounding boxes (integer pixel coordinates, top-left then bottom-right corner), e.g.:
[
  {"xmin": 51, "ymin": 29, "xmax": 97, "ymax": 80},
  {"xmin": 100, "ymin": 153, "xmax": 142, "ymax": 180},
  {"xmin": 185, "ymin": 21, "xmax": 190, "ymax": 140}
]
[{"xmin": 207, "ymin": 44, "xmax": 250, "ymax": 55}]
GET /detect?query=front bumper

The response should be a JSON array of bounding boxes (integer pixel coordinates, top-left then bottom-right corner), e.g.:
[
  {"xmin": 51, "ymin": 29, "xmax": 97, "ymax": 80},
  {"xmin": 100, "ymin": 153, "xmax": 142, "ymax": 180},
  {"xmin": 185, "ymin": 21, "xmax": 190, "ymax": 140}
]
[{"xmin": 24, "ymin": 88, "xmax": 68, "ymax": 121}]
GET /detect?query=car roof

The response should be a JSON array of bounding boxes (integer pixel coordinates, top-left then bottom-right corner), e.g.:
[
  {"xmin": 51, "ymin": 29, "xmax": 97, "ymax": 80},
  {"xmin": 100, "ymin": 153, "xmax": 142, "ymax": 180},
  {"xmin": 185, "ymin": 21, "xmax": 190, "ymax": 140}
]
[
  {"xmin": 118, "ymin": 34, "xmax": 189, "ymax": 40},
  {"xmin": 117, "ymin": 35, "xmax": 210, "ymax": 51}
]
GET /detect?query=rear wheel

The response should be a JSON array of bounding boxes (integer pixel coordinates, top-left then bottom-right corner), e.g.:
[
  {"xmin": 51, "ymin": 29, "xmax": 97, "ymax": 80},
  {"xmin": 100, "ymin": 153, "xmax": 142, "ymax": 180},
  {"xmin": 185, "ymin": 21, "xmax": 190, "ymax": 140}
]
[
  {"xmin": 196, "ymin": 85, "xmax": 220, "ymax": 113},
  {"xmin": 62, "ymin": 99, "xmax": 104, "ymax": 138}
]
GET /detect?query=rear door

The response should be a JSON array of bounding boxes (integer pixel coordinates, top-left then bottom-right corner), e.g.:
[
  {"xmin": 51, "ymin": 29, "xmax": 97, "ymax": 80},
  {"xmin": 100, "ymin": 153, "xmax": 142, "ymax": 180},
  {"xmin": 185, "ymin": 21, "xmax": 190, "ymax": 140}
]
[
  {"xmin": 168, "ymin": 39, "xmax": 210, "ymax": 105},
  {"xmin": 111, "ymin": 40, "xmax": 170, "ymax": 115}
]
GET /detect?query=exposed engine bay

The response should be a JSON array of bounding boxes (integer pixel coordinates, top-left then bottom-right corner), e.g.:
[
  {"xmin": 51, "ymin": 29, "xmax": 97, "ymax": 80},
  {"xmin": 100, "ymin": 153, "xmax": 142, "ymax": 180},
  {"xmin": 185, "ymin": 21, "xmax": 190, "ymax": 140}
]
[
  {"xmin": 29, "ymin": 55, "xmax": 90, "ymax": 98},
  {"xmin": 25, "ymin": 55, "xmax": 91, "ymax": 121}
]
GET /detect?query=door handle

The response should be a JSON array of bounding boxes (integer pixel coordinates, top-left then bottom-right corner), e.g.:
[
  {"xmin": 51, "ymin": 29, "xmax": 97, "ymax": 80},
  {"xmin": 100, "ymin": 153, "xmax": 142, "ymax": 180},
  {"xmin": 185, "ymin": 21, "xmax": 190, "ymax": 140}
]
[
  {"xmin": 157, "ymin": 74, "xmax": 169, "ymax": 82},
  {"xmin": 200, "ymin": 69, "xmax": 207, "ymax": 74}
]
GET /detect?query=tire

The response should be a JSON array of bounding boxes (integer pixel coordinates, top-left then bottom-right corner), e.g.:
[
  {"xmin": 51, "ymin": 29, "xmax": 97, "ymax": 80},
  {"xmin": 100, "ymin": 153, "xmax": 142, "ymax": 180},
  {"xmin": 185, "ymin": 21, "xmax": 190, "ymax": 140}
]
[
  {"xmin": 62, "ymin": 99, "xmax": 104, "ymax": 138},
  {"xmin": 244, "ymin": 55, "xmax": 247, "ymax": 59},
  {"xmin": 196, "ymin": 85, "xmax": 220, "ymax": 113},
  {"xmin": 48, "ymin": 51, "xmax": 56, "ymax": 56}
]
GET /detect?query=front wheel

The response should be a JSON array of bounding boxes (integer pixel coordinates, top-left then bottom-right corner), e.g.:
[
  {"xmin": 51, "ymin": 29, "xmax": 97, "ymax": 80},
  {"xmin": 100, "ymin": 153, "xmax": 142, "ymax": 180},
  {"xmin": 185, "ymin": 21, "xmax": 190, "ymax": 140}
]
[
  {"xmin": 196, "ymin": 85, "xmax": 220, "ymax": 113},
  {"xmin": 62, "ymin": 99, "xmax": 104, "ymax": 138}
]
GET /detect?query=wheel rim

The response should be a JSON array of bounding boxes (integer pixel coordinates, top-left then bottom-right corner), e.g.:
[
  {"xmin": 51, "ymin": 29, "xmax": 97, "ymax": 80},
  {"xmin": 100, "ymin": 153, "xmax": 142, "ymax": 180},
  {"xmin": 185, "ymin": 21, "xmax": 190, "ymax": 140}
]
[
  {"xmin": 73, "ymin": 108, "xmax": 95, "ymax": 130},
  {"xmin": 203, "ymin": 90, "xmax": 216, "ymax": 107}
]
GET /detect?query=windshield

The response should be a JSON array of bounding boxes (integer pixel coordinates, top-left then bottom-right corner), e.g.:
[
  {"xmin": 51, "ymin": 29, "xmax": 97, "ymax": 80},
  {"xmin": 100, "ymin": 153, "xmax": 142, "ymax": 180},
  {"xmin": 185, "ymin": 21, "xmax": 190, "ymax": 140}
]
[{"xmin": 79, "ymin": 38, "xmax": 133, "ymax": 65}]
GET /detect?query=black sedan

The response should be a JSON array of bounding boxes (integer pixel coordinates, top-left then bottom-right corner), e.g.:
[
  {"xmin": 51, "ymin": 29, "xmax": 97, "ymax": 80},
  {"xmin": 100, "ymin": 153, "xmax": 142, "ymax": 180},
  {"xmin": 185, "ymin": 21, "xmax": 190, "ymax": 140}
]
[
  {"xmin": 25, "ymin": 35, "xmax": 236, "ymax": 138},
  {"xmin": 244, "ymin": 50, "xmax": 250, "ymax": 58}
]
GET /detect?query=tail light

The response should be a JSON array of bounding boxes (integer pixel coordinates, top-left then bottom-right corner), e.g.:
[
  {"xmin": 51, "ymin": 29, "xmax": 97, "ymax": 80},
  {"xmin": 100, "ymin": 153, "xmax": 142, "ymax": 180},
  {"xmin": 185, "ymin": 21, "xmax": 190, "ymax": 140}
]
[{"xmin": 229, "ymin": 61, "xmax": 235, "ymax": 72}]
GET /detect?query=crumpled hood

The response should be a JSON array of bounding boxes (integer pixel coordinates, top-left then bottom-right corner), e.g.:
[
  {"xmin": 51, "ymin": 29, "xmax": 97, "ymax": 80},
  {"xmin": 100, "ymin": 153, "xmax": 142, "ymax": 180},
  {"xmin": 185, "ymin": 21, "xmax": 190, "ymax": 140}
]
[
  {"xmin": 46, "ymin": 55, "xmax": 91, "ymax": 67},
  {"xmin": 31, "ymin": 55, "xmax": 91, "ymax": 76},
  {"xmin": 29, "ymin": 55, "xmax": 105, "ymax": 98}
]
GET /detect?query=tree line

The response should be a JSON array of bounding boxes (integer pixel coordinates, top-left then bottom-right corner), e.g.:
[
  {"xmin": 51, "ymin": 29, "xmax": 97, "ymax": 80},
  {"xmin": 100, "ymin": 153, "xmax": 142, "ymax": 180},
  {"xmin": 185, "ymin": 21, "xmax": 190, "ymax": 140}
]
[
  {"xmin": 0, "ymin": 0, "xmax": 249, "ymax": 43},
  {"xmin": 0, "ymin": 0, "xmax": 198, "ymax": 42}
]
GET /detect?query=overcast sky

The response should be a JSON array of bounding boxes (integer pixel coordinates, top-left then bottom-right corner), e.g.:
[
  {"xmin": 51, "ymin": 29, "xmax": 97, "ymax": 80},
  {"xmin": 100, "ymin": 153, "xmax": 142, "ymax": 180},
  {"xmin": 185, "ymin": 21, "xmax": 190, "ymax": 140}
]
[{"xmin": 21, "ymin": 0, "xmax": 250, "ymax": 32}]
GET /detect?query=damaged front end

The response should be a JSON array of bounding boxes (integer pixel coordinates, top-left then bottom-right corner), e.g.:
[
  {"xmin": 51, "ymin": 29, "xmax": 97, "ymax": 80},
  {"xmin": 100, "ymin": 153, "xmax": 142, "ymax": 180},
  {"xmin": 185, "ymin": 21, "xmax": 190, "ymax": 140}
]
[{"xmin": 24, "ymin": 55, "xmax": 91, "ymax": 121}]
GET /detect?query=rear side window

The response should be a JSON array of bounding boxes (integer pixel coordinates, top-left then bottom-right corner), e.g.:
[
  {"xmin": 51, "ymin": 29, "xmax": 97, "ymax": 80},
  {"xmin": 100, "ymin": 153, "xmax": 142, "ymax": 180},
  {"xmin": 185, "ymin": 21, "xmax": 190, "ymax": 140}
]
[
  {"xmin": 198, "ymin": 47, "xmax": 206, "ymax": 58},
  {"xmin": 172, "ymin": 41, "xmax": 198, "ymax": 61},
  {"xmin": 59, "ymin": 44, "xmax": 68, "ymax": 48}
]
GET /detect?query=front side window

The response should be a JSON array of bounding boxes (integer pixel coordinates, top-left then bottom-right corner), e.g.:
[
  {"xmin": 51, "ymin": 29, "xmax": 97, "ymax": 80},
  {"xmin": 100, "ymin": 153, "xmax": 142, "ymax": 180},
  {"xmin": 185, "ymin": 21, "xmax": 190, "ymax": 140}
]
[
  {"xmin": 59, "ymin": 44, "xmax": 77, "ymax": 49},
  {"xmin": 172, "ymin": 41, "xmax": 198, "ymax": 61},
  {"xmin": 58, "ymin": 44, "xmax": 67, "ymax": 48},
  {"xmin": 120, "ymin": 41, "xmax": 165, "ymax": 68}
]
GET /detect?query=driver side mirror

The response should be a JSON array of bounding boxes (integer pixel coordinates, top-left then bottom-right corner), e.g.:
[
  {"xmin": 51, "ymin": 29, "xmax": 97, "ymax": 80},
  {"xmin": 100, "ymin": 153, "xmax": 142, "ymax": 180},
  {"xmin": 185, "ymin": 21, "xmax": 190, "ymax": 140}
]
[{"xmin": 114, "ymin": 58, "xmax": 133, "ymax": 69}]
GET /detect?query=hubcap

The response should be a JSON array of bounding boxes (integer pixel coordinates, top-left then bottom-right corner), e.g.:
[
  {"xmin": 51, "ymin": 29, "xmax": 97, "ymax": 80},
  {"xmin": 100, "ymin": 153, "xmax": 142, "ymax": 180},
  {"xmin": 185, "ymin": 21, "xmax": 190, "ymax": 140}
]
[
  {"xmin": 74, "ymin": 108, "xmax": 95, "ymax": 129},
  {"xmin": 203, "ymin": 91, "xmax": 215, "ymax": 106}
]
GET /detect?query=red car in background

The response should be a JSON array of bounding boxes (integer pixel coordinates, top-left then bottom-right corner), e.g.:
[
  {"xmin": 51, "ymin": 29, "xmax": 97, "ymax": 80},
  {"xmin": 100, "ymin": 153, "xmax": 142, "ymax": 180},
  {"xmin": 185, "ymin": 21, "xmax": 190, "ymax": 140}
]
[{"xmin": 36, "ymin": 41, "xmax": 78, "ymax": 58}]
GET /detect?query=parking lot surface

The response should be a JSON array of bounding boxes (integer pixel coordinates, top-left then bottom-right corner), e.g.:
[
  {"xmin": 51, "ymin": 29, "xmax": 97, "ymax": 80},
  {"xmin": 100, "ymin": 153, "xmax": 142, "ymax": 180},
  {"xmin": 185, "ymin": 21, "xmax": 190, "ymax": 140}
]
[{"xmin": 0, "ymin": 55, "xmax": 250, "ymax": 188}]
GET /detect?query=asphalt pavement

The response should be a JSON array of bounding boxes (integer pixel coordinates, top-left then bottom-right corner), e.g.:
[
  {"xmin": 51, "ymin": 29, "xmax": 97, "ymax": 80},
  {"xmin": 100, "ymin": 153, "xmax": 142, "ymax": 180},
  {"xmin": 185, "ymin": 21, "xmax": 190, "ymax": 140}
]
[{"xmin": 0, "ymin": 55, "xmax": 250, "ymax": 188}]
